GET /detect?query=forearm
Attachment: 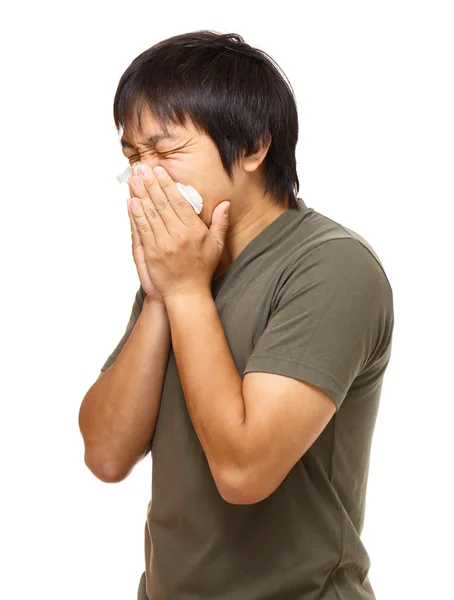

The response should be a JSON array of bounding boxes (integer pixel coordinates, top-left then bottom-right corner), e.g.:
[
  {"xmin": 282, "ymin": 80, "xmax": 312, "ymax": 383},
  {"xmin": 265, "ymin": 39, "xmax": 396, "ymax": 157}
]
[
  {"xmin": 79, "ymin": 297, "xmax": 171, "ymax": 481},
  {"xmin": 164, "ymin": 291, "xmax": 246, "ymax": 488}
]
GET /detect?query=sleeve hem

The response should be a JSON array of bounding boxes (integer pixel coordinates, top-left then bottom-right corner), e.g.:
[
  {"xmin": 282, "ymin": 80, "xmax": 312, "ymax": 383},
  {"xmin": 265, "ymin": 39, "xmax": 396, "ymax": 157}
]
[{"xmin": 243, "ymin": 355, "xmax": 346, "ymax": 411}]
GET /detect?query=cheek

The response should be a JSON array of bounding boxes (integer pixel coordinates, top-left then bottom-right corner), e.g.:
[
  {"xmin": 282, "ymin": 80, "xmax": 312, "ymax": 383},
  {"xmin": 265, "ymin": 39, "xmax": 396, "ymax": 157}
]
[
  {"xmin": 204, "ymin": 169, "xmax": 233, "ymax": 199},
  {"xmin": 156, "ymin": 157, "xmax": 186, "ymax": 181}
]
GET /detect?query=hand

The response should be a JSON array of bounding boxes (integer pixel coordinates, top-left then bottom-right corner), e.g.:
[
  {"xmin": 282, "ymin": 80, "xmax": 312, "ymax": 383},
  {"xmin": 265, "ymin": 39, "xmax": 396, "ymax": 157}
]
[
  {"xmin": 128, "ymin": 165, "xmax": 230, "ymax": 302},
  {"xmin": 127, "ymin": 175, "xmax": 166, "ymax": 305}
]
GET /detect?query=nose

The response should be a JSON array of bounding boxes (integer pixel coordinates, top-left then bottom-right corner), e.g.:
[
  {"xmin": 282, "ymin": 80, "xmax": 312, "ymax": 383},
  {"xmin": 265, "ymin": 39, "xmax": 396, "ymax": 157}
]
[
  {"xmin": 117, "ymin": 159, "xmax": 164, "ymax": 184},
  {"xmin": 131, "ymin": 160, "xmax": 162, "ymax": 176}
]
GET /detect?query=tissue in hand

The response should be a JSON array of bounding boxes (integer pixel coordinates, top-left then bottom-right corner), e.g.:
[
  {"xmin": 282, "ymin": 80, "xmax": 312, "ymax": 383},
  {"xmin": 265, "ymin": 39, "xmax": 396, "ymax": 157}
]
[{"xmin": 116, "ymin": 164, "xmax": 203, "ymax": 214}]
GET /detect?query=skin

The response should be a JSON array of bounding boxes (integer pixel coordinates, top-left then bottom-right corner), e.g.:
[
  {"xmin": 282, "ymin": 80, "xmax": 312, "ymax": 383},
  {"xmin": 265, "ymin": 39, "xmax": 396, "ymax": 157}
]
[{"xmin": 121, "ymin": 105, "xmax": 289, "ymax": 279}]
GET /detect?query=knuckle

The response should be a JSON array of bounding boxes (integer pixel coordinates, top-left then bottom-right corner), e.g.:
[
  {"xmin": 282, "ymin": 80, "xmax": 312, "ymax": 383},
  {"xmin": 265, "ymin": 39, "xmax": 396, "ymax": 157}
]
[
  {"xmin": 172, "ymin": 195, "xmax": 186, "ymax": 211},
  {"xmin": 144, "ymin": 205, "xmax": 158, "ymax": 220},
  {"xmin": 163, "ymin": 243, "xmax": 174, "ymax": 256},
  {"xmin": 174, "ymin": 231, "xmax": 188, "ymax": 245},
  {"xmin": 154, "ymin": 193, "xmax": 169, "ymax": 211}
]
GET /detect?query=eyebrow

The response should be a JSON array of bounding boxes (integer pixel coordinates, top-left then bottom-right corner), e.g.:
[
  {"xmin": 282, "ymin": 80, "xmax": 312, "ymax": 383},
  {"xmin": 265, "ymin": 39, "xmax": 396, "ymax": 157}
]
[{"xmin": 120, "ymin": 132, "xmax": 176, "ymax": 149}]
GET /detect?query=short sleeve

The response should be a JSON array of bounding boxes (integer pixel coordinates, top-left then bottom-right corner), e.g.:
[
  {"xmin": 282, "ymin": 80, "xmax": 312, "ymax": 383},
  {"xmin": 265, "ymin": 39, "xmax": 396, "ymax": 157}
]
[
  {"xmin": 243, "ymin": 239, "xmax": 394, "ymax": 411},
  {"xmin": 100, "ymin": 284, "xmax": 147, "ymax": 372}
]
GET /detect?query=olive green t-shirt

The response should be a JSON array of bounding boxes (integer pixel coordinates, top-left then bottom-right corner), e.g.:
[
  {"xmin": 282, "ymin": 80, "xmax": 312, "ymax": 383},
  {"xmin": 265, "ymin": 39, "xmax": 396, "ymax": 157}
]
[{"xmin": 100, "ymin": 197, "xmax": 394, "ymax": 600}]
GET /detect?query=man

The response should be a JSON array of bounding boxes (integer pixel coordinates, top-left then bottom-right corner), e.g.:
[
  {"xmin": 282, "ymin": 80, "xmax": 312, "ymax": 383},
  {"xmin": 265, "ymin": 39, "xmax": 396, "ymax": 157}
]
[{"xmin": 79, "ymin": 31, "xmax": 394, "ymax": 600}]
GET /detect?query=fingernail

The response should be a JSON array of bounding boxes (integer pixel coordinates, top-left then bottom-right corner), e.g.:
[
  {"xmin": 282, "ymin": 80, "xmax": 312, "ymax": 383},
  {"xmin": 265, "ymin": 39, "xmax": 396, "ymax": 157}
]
[
  {"xmin": 154, "ymin": 166, "xmax": 166, "ymax": 178},
  {"xmin": 138, "ymin": 164, "xmax": 151, "ymax": 176},
  {"xmin": 131, "ymin": 176, "xmax": 142, "ymax": 189}
]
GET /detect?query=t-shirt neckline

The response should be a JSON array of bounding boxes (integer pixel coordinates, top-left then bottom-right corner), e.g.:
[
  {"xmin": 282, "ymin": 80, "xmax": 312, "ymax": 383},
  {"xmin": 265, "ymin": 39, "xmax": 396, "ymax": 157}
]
[{"xmin": 211, "ymin": 197, "xmax": 308, "ymax": 291}]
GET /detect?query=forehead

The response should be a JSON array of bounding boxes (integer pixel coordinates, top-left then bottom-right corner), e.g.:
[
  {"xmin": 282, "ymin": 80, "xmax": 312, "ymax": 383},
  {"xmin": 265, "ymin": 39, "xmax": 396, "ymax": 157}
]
[{"xmin": 120, "ymin": 107, "xmax": 195, "ymax": 149}]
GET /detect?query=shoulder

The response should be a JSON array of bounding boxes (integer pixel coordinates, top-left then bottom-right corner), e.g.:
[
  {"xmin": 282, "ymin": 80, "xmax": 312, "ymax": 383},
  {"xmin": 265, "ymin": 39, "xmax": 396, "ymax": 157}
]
[
  {"xmin": 279, "ymin": 235, "xmax": 393, "ymax": 303},
  {"xmin": 300, "ymin": 208, "xmax": 393, "ymax": 291}
]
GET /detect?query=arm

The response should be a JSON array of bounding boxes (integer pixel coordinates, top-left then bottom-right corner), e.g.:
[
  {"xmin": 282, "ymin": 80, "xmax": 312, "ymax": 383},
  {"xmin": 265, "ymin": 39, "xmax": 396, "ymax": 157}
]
[
  {"xmin": 78, "ymin": 297, "xmax": 171, "ymax": 483},
  {"xmin": 164, "ymin": 292, "xmax": 246, "ymax": 498},
  {"xmin": 164, "ymin": 292, "xmax": 336, "ymax": 506}
]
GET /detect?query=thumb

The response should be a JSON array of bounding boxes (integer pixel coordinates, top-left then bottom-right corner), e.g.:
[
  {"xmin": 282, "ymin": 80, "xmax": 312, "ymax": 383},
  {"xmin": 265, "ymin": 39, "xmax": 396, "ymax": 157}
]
[{"xmin": 209, "ymin": 201, "xmax": 230, "ymax": 251}]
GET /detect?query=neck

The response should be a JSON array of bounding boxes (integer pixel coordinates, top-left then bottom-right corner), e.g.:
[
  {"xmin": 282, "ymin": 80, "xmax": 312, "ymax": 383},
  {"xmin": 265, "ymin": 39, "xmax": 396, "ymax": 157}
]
[{"xmin": 215, "ymin": 194, "xmax": 289, "ymax": 278}]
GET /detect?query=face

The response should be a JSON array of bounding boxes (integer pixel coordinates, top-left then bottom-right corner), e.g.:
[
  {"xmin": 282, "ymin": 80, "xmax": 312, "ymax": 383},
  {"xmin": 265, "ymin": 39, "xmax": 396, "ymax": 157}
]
[{"xmin": 120, "ymin": 105, "xmax": 247, "ymax": 228}]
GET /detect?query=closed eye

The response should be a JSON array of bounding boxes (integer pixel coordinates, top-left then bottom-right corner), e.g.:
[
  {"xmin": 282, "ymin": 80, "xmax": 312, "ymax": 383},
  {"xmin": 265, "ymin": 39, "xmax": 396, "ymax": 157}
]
[{"xmin": 127, "ymin": 151, "xmax": 172, "ymax": 165}]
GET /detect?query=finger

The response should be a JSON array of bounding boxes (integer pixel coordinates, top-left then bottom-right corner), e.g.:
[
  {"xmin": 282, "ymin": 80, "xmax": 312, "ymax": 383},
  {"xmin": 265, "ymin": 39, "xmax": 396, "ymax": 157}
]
[
  {"xmin": 130, "ymin": 174, "xmax": 169, "ymax": 243},
  {"xmin": 141, "ymin": 166, "xmax": 198, "ymax": 231},
  {"xmin": 127, "ymin": 197, "xmax": 151, "ymax": 248},
  {"xmin": 127, "ymin": 166, "xmax": 157, "ymax": 245},
  {"xmin": 126, "ymin": 162, "xmax": 141, "ymax": 203},
  {"xmin": 127, "ymin": 164, "xmax": 139, "ymax": 200},
  {"xmin": 128, "ymin": 192, "xmax": 160, "ymax": 249},
  {"xmin": 126, "ymin": 168, "xmax": 147, "ymax": 248}
]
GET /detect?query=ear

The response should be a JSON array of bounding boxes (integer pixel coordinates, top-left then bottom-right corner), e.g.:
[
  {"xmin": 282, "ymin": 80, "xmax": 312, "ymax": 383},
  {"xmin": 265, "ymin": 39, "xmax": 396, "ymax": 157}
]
[{"xmin": 242, "ymin": 132, "xmax": 272, "ymax": 173}]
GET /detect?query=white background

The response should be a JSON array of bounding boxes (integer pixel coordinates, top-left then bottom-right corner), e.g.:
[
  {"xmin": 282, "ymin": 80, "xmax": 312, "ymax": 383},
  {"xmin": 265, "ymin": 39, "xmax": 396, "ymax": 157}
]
[{"xmin": 1, "ymin": 1, "xmax": 453, "ymax": 598}]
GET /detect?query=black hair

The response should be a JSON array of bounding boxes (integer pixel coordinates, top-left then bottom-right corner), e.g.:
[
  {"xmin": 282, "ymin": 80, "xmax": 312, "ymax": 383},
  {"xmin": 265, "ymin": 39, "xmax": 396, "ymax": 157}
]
[{"xmin": 113, "ymin": 30, "xmax": 300, "ymax": 209}]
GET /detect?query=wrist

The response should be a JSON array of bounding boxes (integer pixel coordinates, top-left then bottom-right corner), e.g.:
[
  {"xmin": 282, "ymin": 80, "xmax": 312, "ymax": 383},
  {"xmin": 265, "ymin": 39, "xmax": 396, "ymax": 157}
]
[
  {"xmin": 144, "ymin": 295, "xmax": 168, "ymax": 312},
  {"xmin": 164, "ymin": 289, "xmax": 213, "ymax": 311}
]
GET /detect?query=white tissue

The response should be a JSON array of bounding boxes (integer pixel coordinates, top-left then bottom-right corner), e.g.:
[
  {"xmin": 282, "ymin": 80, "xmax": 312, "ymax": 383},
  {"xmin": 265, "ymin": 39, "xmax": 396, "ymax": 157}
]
[
  {"xmin": 116, "ymin": 166, "xmax": 133, "ymax": 184},
  {"xmin": 116, "ymin": 164, "xmax": 203, "ymax": 214},
  {"xmin": 174, "ymin": 183, "xmax": 203, "ymax": 214}
]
